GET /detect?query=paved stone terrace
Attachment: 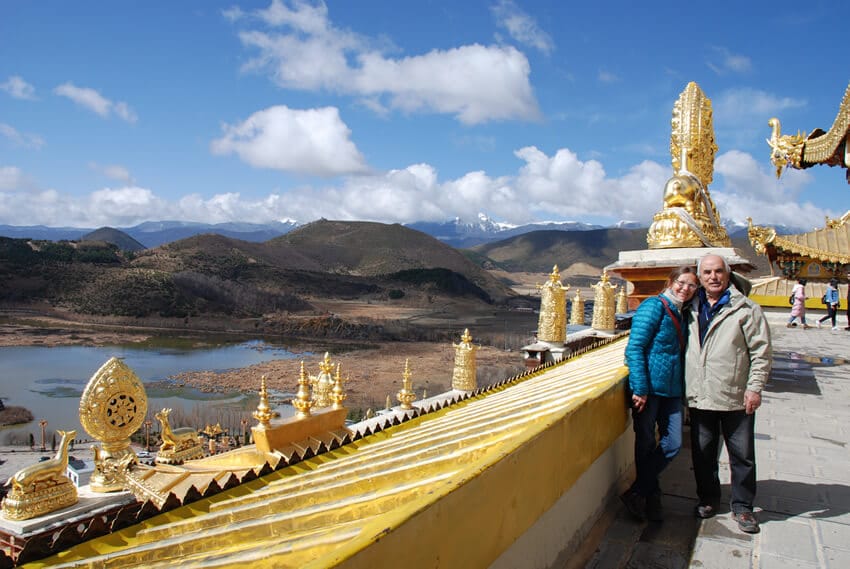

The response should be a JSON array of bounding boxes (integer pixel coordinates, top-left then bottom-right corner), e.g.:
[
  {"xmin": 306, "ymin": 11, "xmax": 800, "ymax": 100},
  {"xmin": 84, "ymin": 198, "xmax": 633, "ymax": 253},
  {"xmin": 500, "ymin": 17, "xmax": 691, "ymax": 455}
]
[{"xmin": 584, "ymin": 307, "xmax": 850, "ymax": 569}]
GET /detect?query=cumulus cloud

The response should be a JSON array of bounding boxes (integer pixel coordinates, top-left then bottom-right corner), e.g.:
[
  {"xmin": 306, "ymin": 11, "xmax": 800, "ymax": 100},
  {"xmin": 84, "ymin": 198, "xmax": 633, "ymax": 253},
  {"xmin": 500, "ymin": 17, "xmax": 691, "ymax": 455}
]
[
  {"xmin": 0, "ymin": 123, "xmax": 44, "ymax": 149},
  {"xmin": 0, "ymin": 148, "xmax": 833, "ymax": 230},
  {"xmin": 491, "ymin": 0, "xmax": 554, "ymax": 54},
  {"xmin": 54, "ymin": 83, "xmax": 138, "ymax": 123},
  {"xmin": 706, "ymin": 46, "xmax": 752, "ymax": 74},
  {"xmin": 210, "ymin": 105, "xmax": 368, "ymax": 176},
  {"xmin": 233, "ymin": 0, "xmax": 539, "ymax": 124},
  {"xmin": 1, "ymin": 75, "xmax": 36, "ymax": 100},
  {"xmin": 714, "ymin": 88, "xmax": 806, "ymax": 121}
]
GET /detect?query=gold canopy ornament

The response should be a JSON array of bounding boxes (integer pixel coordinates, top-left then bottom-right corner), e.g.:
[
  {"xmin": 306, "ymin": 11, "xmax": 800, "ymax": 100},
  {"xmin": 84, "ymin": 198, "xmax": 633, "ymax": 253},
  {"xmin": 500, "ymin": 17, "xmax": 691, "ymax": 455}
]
[
  {"xmin": 647, "ymin": 82, "xmax": 731, "ymax": 249},
  {"xmin": 536, "ymin": 265, "xmax": 570, "ymax": 344},
  {"xmin": 591, "ymin": 272, "xmax": 617, "ymax": 331},
  {"xmin": 451, "ymin": 329, "xmax": 478, "ymax": 391}
]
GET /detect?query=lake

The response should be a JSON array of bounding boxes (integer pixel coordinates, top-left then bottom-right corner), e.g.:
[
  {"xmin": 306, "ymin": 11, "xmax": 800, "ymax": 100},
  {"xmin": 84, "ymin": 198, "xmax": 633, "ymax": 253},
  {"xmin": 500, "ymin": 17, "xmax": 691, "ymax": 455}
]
[{"xmin": 0, "ymin": 340, "xmax": 307, "ymax": 445}]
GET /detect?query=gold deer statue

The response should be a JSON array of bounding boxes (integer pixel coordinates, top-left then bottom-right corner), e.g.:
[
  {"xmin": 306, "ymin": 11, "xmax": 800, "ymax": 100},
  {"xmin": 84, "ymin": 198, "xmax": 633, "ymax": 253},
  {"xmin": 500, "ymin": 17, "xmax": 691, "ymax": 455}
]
[
  {"xmin": 2, "ymin": 430, "xmax": 79, "ymax": 520},
  {"xmin": 154, "ymin": 408, "xmax": 203, "ymax": 464}
]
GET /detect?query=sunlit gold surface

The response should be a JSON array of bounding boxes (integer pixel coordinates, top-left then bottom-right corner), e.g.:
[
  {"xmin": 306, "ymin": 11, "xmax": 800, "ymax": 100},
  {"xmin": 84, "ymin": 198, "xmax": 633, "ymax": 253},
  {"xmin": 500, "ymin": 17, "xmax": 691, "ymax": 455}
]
[
  {"xmin": 451, "ymin": 328, "xmax": 478, "ymax": 391},
  {"xmin": 396, "ymin": 359, "xmax": 416, "ymax": 410},
  {"xmin": 2, "ymin": 430, "xmax": 78, "ymax": 520},
  {"xmin": 292, "ymin": 362, "xmax": 313, "ymax": 418},
  {"xmin": 154, "ymin": 408, "xmax": 203, "ymax": 465},
  {"xmin": 37, "ymin": 338, "xmax": 629, "ymax": 569},
  {"xmin": 748, "ymin": 215, "xmax": 850, "ymax": 264},
  {"xmin": 569, "ymin": 288, "xmax": 584, "ymax": 325},
  {"xmin": 591, "ymin": 272, "xmax": 617, "ymax": 331},
  {"xmin": 647, "ymin": 82, "xmax": 731, "ymax": 249},
  {"xmin": 537, "ymin": 265, "xmax": 569, "ymax": 343},
  {"xmin": 768, "ymin": 82, "xmax": 850, "ymax": 182},
  {"xmin": 79, "ymin": 357, "xmax": 147, "ymax": 492}
]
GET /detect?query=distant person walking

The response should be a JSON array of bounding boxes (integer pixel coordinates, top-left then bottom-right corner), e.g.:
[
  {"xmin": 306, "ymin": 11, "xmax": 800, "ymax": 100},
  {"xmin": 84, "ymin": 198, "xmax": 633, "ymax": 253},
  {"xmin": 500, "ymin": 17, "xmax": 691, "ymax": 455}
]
[
  {"xmin": 817, "ymin": 278, "xmax": 840, "ymax": 330},
  {"xmin": 622, "ymin": 266, "xmax": 699, "ymax": 522},
  {"xmin": 684, "ymin": 254, "xmax": 772, "ymax": 534},
  {"xmin": 787, "ymin": 278, "xmax": 810, "ymax": 329},
  {"xmin": 846, "ymin": 272, "xmax": 850, "ymax": 331}
]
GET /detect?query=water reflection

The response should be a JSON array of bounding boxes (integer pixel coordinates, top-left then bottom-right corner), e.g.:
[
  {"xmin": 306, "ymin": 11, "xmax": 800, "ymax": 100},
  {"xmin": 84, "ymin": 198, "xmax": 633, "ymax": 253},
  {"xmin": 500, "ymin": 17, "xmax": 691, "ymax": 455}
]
[
  {"xmin": 0, "ymin": 341, "xmax": 306, "ymax": 444},
  {"xmin": 786, "ymin": 352, "xmax": 848, "ymax": 366}
]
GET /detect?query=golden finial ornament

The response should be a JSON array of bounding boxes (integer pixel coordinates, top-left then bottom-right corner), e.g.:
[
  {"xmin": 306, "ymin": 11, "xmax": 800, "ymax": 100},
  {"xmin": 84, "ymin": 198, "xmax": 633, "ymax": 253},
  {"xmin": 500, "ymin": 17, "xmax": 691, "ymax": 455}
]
[
  {"xmin": 80, "ymin": 357, "xmax": 148, "ymax": 492},
  {"xmin": 330, "ymin": 363, "xmax": 347, "ymax": 410},
  {"xmin": 591, "ymin": 272, "xmax": 617, "ymax": 331},
  {"xmin": 616, "ymin": 285, "xmax": 629, "ymax": 314},
  {"xmin": 396, "ymin": 359, "xmax": 416, "ymax": 410},
  {"xmin": 452, "ymin": 328, "xmax": 479, "ymax": 391},
  {"xmin": 536, "ymin": 265, "xmax": 570, "ymax": 344},
  {"xmin": 292, "ymin": 361, "xmax": 313, "ymax": 418},
  {"xmin": 646, "ymin": 82, "xmax": 730, "ymax": 249},
  {"xmin": 569, "ymin": 288, "xmax": 584, "ymax": 325},
  {"xmin": 253, "ymin": 375, "xmax": 273, "ymax": 429},
  {"xmin": 312, "ymin": 352, "xmax": 334, "ymax": 408}
]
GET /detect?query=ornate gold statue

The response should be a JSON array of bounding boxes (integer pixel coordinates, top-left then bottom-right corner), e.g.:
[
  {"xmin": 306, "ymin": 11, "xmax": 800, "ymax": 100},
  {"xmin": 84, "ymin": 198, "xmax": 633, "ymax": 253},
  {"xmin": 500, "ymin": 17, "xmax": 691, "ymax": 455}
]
[
  {"xmin": 452, "ymin": 329, "xmax": 478, "ymax": 391},
  {"xmin": 292, "ymin": 362, "xmax": 313, "ymax": 418},
  {"xmin": 80, "ymin": 357, "xmax": 147, "ymax": 492},
  {"xmin": 591, "ymin": 272, "xmax": 617, "ymax": 331},
  {"xmin": 312, "ymin": 353, "xmax": 334, "ymax": 408},
  {"xmin": 2, "ymin": 430, "xmax": 78, "ymax": 520},
  {"xmin": 569, "ymin": 288, "xmax": 584, "ymax": 326},
  {"xmin": 396, "ymin": 359, "xmax": 416, "ymax": 410},
  {"xmin": 536, "ymin": 265, "xmax": 570, "ymax": 344},
  {"xmin": 616, "ymin": 285, "xmax": 629, "ymax": 314},
  {"xmin": 154, "ymin": 408, "xmax": 203, "ymax": 465},
  {"xmin": 767, "ymin": 82, "xmax": 850, "ymax": 183},
  {"xmin": 647, "ymin": 82, "xmax": 731, "ymax": 248}
]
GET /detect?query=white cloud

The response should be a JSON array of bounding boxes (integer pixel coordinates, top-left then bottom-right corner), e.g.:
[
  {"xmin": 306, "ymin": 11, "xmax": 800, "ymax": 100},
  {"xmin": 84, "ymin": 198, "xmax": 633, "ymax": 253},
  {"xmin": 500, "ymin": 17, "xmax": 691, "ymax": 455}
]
[
  {"xmin": 0, "ymin": 123, "xmax": 45, "ymax": 149},
  {"xmin": 714, "ymin": 88, "xmax": 806, "ymax": 121},
  {"xmin": 597, "ymin": 70, "xmax": 619, "ymax": 84},
  {"xmin": 712, "ymin": 150, "xmax": 828, "ymax": 228},
  {"xmin": 53, "ymin": 83, "xmax": 138, "ymax": 123},
  {"xmin": 706, "ymin": 46, "xmax": 752, "ymax": 74},
  {"xmin": 235, "ymin": 0, "xmax": 539, "ymax": 124},
  {"xmin": 1, "ymin": 75, "xmax": 36, "ymax": 100},
  {"xmin": 0, "ymin": 150, "xmax": 833, "ymax": 231},
  {"xmin": 491, "ymin": 0, "xmax": 554, "ymax": 54},
  {"xmin": 89, "ymin": 162, "xmax": 133, "ymax": 183},
  {"xmin": 210, "ymin": 105, "xmax": 368, "ymax": 176}
]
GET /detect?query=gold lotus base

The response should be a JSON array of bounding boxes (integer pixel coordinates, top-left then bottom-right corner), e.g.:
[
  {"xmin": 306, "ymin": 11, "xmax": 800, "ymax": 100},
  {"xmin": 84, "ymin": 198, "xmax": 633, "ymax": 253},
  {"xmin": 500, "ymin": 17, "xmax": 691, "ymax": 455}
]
[
  {"xmin": 2, "ymin": 479, "xmax": 78, "ymax": 521},
  {"xmin": 252, "ymin": 407, "xmax": 348, "ymax": 453}
]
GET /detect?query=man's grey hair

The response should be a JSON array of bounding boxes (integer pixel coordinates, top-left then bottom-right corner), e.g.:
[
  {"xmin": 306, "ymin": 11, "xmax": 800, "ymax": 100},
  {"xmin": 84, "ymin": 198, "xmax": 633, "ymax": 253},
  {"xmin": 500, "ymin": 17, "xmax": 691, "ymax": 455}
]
[{"xmin": 697, "ymin": 253, "xmax": 731, "ymax": 274}]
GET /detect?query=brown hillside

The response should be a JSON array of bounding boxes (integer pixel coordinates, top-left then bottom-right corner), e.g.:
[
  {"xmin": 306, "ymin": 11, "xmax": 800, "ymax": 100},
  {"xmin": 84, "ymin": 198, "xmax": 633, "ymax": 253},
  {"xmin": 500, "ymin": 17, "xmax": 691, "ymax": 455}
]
[{"xmin": 276, "ymin": 220, "xmax": 513, "ymax": 299}]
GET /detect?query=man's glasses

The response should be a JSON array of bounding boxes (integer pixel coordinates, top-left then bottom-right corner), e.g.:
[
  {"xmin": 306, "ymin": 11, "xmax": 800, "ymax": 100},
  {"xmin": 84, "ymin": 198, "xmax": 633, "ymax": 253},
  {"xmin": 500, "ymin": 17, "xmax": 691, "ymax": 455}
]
[{"xmin": 674, "ymin": 280, "xmax": 698, "ymax": 290}]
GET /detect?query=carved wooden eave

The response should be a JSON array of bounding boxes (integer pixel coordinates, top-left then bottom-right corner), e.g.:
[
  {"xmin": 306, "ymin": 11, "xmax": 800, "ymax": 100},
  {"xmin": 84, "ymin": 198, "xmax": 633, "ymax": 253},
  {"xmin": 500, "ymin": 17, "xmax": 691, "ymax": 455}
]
[{"xmin": 748, "ymin": 213, "xmax": 850, "ymax": 264}]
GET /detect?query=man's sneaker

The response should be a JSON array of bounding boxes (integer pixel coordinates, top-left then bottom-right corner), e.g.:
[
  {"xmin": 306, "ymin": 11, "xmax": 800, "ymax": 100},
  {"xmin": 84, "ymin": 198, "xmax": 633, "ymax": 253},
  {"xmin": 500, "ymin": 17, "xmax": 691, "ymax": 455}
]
[
  {"xmin": 695, "ymin": 503, "xmax": 717, "ymax": 519},
  {"xmin": 732, "ymin": 511, "xmax": 760, "ymax": 533},
  {"xmin": 620, "ymin": 490, "xmax": 646, "ymax": 521},
  {"xmin": 645, "ymin": 493, "xmax": 664, "ymax": 522}
]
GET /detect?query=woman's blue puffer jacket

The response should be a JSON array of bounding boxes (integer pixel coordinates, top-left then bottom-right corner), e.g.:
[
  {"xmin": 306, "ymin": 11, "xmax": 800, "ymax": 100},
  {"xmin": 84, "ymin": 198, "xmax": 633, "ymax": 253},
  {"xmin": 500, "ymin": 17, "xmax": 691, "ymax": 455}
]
[{"xmin": 625, "ymin": 295, "xmax": 685, "ymax": 398}]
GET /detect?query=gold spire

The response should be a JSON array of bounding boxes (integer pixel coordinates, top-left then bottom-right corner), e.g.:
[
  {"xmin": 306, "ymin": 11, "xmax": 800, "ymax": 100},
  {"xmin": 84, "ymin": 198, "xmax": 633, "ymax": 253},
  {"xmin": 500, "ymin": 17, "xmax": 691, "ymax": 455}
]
[
  {"xmin": 313, "ymin": 352, "xmax": 333, "ymax": 408},
  {"xmin": 452, "ymin": 329, "xmax": 479, "ymax": 391},
  {"xmin": 396, "ymin": 359, "xmax": 416, "ymax": 410},
  {"xmin": 569, "ymin": 288, "xmax": 584, "ymax": 326},
  {"xmin": 537, "ymin": 266, "xmax": 570, "ymax": 344},
  {"xmin": 292, "ymin": 361, "xmax": 313, "ymax": 418},
  {"xmin": 591, "ymin": 272, "xmax": 617, "ymax": 331},
  {"xmin": 331, "ymin": 363, "xmax": 347, "ymax": 410},
  {"xmin": 616, "ymin": 285, "xmax": 629, "ymax": 314},
  {"xmin": 253, "ymin": 375, "xmax": 273, "ymax": 429}
]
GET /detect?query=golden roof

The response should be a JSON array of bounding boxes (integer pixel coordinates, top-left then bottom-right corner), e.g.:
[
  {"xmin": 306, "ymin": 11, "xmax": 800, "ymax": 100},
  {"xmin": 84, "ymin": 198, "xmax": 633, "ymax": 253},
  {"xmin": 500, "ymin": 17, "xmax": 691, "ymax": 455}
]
[
  {"xmin": 36, "ymin": 338, "xmax": 629, "ymax": 569},
  {"xmin": 748, "ymin": 212, "xmax": 850, "ymax": 264}
]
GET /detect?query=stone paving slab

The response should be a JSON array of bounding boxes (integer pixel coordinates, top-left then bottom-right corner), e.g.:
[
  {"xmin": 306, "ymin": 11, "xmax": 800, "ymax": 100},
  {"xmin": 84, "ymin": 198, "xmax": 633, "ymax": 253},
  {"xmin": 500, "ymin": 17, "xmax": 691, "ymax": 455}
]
[{"xmin": 583, "ymin": 308, "xmax": 850, "ymax": 569}]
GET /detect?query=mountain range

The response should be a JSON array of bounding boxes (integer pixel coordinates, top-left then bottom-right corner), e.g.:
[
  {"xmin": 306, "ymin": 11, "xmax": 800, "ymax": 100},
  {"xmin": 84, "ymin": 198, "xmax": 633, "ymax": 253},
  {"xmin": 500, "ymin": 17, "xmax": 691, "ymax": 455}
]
[{"xmin": 0, "ymin": 215, "xmax": 804, "ymax": 250}]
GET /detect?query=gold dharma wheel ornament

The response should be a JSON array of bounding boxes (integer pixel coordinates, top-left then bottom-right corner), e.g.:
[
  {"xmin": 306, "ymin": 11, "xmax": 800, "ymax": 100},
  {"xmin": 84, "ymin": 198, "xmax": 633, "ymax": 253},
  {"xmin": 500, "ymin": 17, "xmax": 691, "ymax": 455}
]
[{"xmin": 79, "ymin": 357, "xmax": 148, "ymax": 492}]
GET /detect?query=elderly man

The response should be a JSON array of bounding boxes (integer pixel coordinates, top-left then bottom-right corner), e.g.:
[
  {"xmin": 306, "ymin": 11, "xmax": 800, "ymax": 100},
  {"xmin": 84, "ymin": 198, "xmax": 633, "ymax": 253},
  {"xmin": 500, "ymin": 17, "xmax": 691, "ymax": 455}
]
[{"xmin": 684, "ymin": 254, "xmax": 772, "ymax": 533}]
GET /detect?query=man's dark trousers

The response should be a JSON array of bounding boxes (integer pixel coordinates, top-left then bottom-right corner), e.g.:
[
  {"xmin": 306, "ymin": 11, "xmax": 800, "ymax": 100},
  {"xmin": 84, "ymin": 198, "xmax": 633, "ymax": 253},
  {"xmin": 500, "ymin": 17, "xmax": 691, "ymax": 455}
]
[{"xmin": 688, "ymin": 407, "xmax": 756, "ymax": 513}]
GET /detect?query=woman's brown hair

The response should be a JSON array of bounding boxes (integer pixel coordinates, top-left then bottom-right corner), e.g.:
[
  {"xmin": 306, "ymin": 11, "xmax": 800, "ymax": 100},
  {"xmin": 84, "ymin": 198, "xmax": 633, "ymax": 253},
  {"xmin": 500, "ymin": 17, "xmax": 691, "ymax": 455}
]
[{"xmin": 664, "ymin": 265, "xmax": 697, "ymax": 290}]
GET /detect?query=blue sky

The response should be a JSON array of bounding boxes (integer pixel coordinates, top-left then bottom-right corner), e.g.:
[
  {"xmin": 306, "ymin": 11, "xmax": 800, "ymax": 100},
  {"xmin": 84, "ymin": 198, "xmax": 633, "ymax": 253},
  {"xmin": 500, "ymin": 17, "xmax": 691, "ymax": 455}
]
[{"xmin": 1, "ymin": 0, "xmax": 847, "ymax": 230}]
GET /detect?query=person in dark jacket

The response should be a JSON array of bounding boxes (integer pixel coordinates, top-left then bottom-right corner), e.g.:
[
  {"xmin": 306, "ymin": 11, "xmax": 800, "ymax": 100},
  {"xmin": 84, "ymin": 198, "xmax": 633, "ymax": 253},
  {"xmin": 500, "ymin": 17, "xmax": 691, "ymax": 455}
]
[
  {"xmin": 621, "ymin": 266, "xmax": 699, "ymax": 522},
  {"xmin": 817, "ymin": 278, "xmax": 840, "ymax": 330}
]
